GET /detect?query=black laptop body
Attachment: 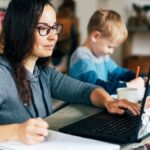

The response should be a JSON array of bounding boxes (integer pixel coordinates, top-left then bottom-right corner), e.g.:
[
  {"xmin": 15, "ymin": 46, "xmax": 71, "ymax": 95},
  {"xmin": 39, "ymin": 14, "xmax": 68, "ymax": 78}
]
[{"xmin": 59, "ymin": 68, "xmax": 150, "ymax": 144}]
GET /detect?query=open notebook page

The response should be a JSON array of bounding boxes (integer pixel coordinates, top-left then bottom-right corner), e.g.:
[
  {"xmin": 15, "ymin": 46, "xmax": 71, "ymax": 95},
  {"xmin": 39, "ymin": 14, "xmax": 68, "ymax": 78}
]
[{"xmin": 0, "ymin": 130, "xmax": 120, "ymax": 150}]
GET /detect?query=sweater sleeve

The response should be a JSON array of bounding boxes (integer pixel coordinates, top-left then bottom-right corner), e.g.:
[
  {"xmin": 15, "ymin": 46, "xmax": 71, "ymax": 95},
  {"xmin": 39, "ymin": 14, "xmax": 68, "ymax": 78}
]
[
  {"xmin": 69, "ymin": 59, "xmax": 99, "ymax": 84},
  {"xmin": 106, "ymin": 57, "xmax": 136, "ymax": 82},
  {"xmin": 96, "ymin": 79, "xmax": 126, "ymax": 95},
  {"xmin": 0, "ymin": 68, "xmax": 6, "ymax": 105},
  {"xmin": 0, "ymin": 96, "xmax": 3, "ymax": 106},
  {"xmin": 49, "ymin": 69, "xmax": 98, "ymax": 105},
  {"xmin": 109, "ymin": 67, "xmax": 136, "ymax": 82}
]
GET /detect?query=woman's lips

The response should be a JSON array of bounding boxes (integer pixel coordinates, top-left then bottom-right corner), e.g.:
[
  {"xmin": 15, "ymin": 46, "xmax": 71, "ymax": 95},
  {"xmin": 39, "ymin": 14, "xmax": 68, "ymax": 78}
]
[{"xmin": 43, "ymin": 45, "xmax": 54, "ymax": 49}]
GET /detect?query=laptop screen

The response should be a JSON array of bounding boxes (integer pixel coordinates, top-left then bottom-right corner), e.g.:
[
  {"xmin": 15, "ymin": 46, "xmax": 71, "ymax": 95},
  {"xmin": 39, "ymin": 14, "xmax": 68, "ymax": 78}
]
[{"xmin": 138, "ymin": 74, "xmax": 150, "ymax": 139}]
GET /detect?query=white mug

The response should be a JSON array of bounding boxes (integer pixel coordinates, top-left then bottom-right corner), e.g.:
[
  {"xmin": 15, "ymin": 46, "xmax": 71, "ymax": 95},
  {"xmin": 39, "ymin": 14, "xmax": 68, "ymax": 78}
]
[{"xmin": 117, "ymin": 87, "xmax": 139, "ymax": 103}]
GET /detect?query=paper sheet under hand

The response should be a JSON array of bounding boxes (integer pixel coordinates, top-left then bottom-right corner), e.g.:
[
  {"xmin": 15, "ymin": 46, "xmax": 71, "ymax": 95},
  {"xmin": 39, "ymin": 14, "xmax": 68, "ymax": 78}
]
[{"xmin": 0, "ymin": 130, "xmax": 120, "ymax": 150}]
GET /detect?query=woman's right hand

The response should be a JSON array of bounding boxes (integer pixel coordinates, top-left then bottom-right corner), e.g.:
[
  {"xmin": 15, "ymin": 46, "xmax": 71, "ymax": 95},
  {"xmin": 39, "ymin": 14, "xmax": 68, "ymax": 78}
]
[{"xmin": 15, "ymin": 118, "xmax": 49, "ymax": 144}]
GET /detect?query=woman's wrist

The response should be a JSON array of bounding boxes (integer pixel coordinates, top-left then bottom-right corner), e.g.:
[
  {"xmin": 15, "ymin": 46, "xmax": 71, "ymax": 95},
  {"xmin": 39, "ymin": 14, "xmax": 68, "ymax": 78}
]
[
  {"xmin": 0, "ymin": 124, "xmax": 20, "ymax": 142},
  {"xmin": 90, "ymin": 87, "xmax": 113, "ymax": 108},
  {"xmin": 11, "ymin": 124, "xmax": 20, "ymax": 141},
  {"xmin": 6, "ymin": 124, "xmax": 20, "ymax": 141}
]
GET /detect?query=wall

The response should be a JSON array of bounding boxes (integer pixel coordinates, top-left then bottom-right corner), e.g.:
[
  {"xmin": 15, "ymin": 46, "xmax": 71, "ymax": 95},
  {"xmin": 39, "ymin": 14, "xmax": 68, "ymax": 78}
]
[
  {"xmin": 0, "ymin": 0, "xmax": 9, "ymax": 9},
  {"xmin": 1, "ymin": 0, "xmax": 150, "ymax": 65},
  {"xmin": 74, "ymin": 0, "xmax": 98, "ymax": 44}
]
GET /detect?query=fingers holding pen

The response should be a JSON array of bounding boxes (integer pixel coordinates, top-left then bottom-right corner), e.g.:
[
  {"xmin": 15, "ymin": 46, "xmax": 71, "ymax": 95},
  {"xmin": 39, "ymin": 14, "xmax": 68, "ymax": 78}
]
[{"xmin": 16, "ymin": 118, "xmax": 49, "ymax": 144}]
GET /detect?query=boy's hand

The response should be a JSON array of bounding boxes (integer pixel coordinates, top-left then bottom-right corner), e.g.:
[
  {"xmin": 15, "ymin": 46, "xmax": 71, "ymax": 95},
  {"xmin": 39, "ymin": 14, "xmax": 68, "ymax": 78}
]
[{"xmin": 127, "ymin": 77, "xmax": 145, "ymax": 90}]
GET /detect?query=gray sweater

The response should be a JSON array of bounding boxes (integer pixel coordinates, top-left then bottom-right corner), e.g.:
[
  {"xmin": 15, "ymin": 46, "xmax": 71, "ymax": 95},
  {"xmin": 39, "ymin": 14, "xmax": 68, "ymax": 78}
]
[{"xmin": 0, "ymin": 55, "xmax": 97, "ymax": 124}]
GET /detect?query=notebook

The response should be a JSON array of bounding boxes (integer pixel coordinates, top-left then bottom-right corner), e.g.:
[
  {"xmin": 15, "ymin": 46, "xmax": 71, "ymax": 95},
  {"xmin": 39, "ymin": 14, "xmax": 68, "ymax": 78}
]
[
  {"xmin": 0, "ymin": 130, "xmax": 120, "ymax": 150},
  {"xmin": 59, "ymin": 67, "xmax": 150, "ymax": 144}
]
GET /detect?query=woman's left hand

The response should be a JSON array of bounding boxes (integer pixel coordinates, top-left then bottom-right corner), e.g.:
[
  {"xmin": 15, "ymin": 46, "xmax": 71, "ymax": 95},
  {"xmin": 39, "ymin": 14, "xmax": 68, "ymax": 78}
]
[{"xmin": 105, "ymin": 99, "xmax": 141, "ymax": 115}]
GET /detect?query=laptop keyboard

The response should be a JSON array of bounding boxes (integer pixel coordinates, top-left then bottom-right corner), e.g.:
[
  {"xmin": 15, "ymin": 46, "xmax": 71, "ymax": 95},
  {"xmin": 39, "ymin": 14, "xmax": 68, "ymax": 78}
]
[{"xmin": 91, "ymin": 113, "xmax": 140, "ymax": 136}]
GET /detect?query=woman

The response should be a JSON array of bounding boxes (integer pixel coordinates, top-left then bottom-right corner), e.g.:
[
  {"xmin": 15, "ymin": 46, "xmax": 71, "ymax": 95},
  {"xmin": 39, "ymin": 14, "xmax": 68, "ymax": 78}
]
[
  {"xmin": 0, "ymin": 11, "xmax": 4, "ymax": 53},
  {"xmin": 0, "ymin": 0, "xmax": 140, "ymax": 145}
]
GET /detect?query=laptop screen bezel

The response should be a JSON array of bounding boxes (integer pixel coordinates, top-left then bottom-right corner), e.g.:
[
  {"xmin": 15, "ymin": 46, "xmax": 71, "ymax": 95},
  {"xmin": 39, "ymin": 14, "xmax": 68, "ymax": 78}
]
[
  {"xmin": 137, "ymin": 66, "xmax": 150, "ymax": 140},
  {"xmin": 140, "ymin": 67, "xmax": 150, "ymax": 116}
]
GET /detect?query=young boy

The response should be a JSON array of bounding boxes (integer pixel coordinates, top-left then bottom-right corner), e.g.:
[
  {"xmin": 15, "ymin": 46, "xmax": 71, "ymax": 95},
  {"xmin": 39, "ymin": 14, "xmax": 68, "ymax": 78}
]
[{"xmin": 69, "ymin": 9, "xmax": 145, "ymax": 94}]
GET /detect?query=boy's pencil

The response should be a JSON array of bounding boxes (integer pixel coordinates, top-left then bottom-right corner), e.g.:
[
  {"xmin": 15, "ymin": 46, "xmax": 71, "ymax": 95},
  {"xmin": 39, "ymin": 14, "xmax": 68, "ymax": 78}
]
[{"xmin": 136, "ymin": 66, "xmax": 140, "ymax": 79}]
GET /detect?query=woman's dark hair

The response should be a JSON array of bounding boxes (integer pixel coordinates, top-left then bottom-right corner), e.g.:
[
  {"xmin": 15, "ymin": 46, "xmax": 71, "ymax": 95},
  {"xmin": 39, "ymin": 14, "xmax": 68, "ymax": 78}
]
[{"xmin": 3, "ymin": 0, "xmax": 53, "ymax": 104}]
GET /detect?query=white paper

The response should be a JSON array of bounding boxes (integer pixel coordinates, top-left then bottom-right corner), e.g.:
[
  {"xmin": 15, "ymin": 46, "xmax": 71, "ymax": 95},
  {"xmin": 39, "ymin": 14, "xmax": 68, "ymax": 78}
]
[{"xmin": 0, "ymin": 130, "xmax": 120, "ymax": 150}]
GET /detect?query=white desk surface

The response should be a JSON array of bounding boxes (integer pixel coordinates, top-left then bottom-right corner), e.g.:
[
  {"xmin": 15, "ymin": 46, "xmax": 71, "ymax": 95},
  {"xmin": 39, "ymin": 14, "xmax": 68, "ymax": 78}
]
[{"xmin": 45, "ymin": 104, "xmax": 150, "ymax": 150}]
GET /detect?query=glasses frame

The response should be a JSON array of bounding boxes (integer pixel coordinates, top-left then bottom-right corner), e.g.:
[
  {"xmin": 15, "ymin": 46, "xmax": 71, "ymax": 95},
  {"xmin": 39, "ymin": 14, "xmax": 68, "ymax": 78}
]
[{"xmin": 36, "ymin": 22, "xmax": 63, "ymax": 36}]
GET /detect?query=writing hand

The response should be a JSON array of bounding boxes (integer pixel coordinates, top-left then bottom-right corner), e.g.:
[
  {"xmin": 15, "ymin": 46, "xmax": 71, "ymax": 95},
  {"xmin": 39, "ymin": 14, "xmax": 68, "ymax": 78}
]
[{"xmin": 15, "ymin": 118, "xmax": 49, "ymax": 145}]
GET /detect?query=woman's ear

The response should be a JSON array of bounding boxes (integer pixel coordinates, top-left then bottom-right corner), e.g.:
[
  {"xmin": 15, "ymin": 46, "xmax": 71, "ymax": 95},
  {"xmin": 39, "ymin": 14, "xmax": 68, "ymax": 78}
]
[{"xmin": 91, "ymin": 31, "xmax": 101, "ymax": 42}]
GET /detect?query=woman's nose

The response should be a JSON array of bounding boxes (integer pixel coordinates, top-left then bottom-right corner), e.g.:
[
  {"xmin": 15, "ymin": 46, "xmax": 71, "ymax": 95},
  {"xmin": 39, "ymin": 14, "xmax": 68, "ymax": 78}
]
[{"xmin": 47, "ymin": 31, "xmax": 58, "ymax": 41}]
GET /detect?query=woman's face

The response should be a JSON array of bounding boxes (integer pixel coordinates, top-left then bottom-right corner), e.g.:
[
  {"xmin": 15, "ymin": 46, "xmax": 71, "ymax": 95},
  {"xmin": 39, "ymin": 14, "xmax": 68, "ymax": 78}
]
[{"xmin": 31, "ymin": 4, "xmax": 58, "ymax": 59}]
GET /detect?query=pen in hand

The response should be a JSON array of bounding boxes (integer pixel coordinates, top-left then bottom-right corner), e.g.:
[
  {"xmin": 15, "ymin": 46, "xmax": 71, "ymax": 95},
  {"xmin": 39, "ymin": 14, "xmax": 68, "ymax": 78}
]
[{"xmin": 136, "ymin": 66, "xmax": 140, "ymax": 79}]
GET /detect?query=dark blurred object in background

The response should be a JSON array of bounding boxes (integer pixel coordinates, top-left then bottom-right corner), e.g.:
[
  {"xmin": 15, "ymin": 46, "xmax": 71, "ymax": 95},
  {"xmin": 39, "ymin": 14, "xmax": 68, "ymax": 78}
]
[
  {"xmin": 127, "ymin": 3, "xmax": 150, "ymax": 30},
  {"xmin": 51, "ymin": 0, "xmax": 80, "ymax": 73}
]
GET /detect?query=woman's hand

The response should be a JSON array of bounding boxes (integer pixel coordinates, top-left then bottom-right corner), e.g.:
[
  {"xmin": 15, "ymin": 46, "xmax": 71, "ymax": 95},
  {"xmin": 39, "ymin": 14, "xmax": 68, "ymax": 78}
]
[
  {"xmin": 15, "ymin": 118, "xmax": 49, "ymax": 145},
  {"xmin": 90, "ymin": 87, "xmax": 141, "ymax": 115},
  {"xmin": 105, "ymin": 99, "xmax": 141, "ymax": 115}
]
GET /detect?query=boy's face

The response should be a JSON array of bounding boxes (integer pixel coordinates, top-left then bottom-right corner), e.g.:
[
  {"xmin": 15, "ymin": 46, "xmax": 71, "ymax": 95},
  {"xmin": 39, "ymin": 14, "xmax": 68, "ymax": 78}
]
[{"xmin": 91, "ymin": 33, "xmax": 121, "ymax": 57}]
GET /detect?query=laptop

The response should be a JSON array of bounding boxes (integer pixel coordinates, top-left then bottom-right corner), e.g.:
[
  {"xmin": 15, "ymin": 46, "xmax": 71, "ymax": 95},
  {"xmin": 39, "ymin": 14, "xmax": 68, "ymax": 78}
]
[{"xmin": 59, "ymin": 68, "xmax": 150, "ymax": 144}]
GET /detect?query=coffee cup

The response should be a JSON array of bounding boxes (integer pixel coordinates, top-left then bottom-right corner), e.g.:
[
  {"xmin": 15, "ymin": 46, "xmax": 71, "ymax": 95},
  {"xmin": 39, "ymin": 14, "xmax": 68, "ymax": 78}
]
[{"xmin": 117, "ymin": 87, "xmax": 139, "ymax": 103}]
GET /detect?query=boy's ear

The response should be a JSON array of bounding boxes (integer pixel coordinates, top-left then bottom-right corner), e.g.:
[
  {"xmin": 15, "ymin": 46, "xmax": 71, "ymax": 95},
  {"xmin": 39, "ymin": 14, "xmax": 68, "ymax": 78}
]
[{"xmin": 91, "ymin": 31, "xmax": 101, "ymax": 42}]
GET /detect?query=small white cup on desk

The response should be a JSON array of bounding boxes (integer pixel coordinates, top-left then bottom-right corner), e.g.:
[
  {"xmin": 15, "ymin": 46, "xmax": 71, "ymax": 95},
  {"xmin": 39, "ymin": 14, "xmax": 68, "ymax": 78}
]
[{"xmin": 117, "ymin": 87, "xmax": 139, "ymax": 103}]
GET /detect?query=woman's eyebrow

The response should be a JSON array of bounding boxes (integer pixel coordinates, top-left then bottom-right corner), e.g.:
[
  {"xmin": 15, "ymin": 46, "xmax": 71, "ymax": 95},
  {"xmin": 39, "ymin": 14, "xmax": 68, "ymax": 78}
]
[
  {"xmin": 37, "ymin": 22, "xmax": 48, "ymax": 26},
  {"xmin": 37, "ymin": 21, "xmax": 57, "ymax": 26}
]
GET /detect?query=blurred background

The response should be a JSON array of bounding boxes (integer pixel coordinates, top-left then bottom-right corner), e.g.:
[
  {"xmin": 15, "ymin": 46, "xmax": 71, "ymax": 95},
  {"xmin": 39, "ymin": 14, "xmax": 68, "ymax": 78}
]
[{"xmin": 0, "ymin": 0, "xmax": 150, "ymax": 74}]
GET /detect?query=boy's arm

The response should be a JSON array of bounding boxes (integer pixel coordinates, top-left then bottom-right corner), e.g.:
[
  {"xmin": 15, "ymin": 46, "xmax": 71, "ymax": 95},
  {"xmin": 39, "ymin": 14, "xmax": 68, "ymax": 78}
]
[
  {"xmin": 106, "ymin": 57, "xmax": 136, "ymax": 81},
  {"xmin": 109, "ymin": 67, "xmax": 136, "ymax": 81},
  {"xmin": 96, "ymin": 78, "xmax": 126, "ymax": 94}
]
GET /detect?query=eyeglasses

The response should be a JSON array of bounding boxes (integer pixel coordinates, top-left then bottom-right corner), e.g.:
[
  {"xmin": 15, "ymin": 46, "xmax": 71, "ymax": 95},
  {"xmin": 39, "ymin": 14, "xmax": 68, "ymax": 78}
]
[{"xmin": 36, "ymin": 23, "xmax": 63, "ymax": 36}]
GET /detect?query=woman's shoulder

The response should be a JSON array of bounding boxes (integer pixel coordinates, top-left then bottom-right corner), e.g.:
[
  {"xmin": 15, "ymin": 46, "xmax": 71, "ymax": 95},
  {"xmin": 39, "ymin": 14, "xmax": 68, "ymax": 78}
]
[
  {"xmin": 0, "ymin": 56, "xmax": 15, "ymax": 87},
  {"xmin": 0, "ymin": 55, "xmax": 12, "ymax": 73},
  {"xmin": 38, "ymin": 65, "xmax": 62, "ymax": 78}
]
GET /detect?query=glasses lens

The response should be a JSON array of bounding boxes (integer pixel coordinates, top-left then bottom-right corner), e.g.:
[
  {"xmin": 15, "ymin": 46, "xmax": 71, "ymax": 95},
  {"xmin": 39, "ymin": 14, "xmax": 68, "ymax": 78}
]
[
  {"xmin": 37, "ymin": 23, "xmax": 63, "ymax": 36},
  {"xmin": 37, "ymin": 26, "xmax": 48, "ymax": 36},
  {"xmin": 53, "ymin": 24, "xmax": 62, "ymax": 34}
]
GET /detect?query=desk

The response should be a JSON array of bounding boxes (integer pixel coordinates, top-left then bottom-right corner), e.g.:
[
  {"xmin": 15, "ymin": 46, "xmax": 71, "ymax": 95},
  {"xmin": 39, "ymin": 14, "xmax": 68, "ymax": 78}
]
[{"xmin": 45, "ymin": 104, "xmax": 150, "ymax": 150}]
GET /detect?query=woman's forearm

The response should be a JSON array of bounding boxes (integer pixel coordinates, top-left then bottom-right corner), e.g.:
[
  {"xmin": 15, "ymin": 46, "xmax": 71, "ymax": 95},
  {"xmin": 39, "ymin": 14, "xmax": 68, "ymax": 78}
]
[
  {"xmin": 90, "ymin": 87, "xmax": 113, "ymax": 108},
  {"xmin": 90, "ymin": 87, "xmax": 140, "ymax": 115},
  {"xmin": 0, "ymin": 124, "xmax": 18, "ymax": 142}
]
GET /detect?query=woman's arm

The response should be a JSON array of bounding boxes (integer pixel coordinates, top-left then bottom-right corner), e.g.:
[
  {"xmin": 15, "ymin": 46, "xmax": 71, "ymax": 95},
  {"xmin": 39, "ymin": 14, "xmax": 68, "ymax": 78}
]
[
  {"xmin": 0, "ymin": 118, "xmax": 49, "ymax": 144},
  {"xmin": 0, "ymin": 124, "xmax": 18, "ymax": 142},
  {"xmin": 50, "ymin": 69, "xmax": 96, "ymax": 105}
]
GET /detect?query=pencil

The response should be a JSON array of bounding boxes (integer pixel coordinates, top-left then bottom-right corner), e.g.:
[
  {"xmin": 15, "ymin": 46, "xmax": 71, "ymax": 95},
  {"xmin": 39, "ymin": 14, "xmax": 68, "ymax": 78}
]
[{"xmin": 136, "ymin": 66, "xmax": 140, "ymax": 79}]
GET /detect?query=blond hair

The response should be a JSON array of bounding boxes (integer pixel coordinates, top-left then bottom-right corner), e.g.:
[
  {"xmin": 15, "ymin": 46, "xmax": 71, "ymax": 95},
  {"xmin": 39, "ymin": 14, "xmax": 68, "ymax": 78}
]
[{"xmin": 87, "ymin": 9, "xmax": 128, "ymax": 44}]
